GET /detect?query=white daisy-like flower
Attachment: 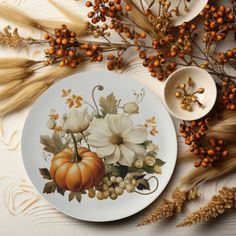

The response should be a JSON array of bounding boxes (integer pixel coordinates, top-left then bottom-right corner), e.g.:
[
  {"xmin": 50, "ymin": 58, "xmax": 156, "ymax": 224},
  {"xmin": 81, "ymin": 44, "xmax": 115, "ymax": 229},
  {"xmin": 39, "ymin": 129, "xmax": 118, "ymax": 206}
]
[{"xmin": 88, "ymin": 113, "xmax": 148, "ymax": 166}]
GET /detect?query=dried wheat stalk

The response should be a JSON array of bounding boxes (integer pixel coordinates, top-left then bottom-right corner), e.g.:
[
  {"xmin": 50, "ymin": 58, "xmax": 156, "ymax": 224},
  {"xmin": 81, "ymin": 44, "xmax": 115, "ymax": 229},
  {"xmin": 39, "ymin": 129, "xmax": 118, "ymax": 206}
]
[
  {"xmin": 0, "ymin": 58, "xmax": 36, "ymax": 69},
  {"xmin": 0, "ymin": 68, "xmax": 34, "ymax": 84},
  {"xmin": 0, "ymin": 4, "xmax": 44, "ymax": 30},
  {"xmin": 48, "ymin": 0, "xmax": 89, "ymax": 33},
  {"xmin": 177, "ymin": 187, "xmax": 236, "ymax": 227},
  {"xmin": 124, "ymin": 0, "xmax": 157, "ymax": 38},
  {"xmin": 138, "ymin": 187, "xmax": 199, "ymax": 226},
  {"xmin": 0, "ymin": 3, "xmax": 88, "ymax": 34},
  {"xmin": 0, "ymin": 66, "xmax": 79, "ymax": 116}
]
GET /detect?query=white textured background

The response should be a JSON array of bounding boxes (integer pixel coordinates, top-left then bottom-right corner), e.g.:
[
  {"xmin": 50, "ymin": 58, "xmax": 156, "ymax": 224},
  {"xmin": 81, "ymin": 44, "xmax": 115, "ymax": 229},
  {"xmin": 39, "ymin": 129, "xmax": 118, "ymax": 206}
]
[{"xmin": 0, "ymin": 0, "xmax": 235, "ymax": 236}]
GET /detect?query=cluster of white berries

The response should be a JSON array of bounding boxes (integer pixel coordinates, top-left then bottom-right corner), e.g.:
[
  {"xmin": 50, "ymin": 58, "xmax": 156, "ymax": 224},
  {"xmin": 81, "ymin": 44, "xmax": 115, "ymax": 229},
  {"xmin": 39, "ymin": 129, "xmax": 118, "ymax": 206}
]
[{"xmin": 87, "ymin": 173, "xmax": 139, "ymax": 200}]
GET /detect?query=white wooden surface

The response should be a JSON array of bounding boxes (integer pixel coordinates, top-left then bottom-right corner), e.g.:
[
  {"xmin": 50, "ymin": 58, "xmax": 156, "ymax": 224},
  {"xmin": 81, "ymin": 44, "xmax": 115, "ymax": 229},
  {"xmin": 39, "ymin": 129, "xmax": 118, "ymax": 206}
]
[{"xmin": 0, "ymin": 1, "xmax": 236, "ymax": 236}]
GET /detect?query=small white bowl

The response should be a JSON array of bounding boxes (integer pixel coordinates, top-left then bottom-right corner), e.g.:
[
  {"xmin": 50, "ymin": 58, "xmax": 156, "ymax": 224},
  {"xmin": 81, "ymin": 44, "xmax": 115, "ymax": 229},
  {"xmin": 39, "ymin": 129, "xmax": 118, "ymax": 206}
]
[{"xmin": 164, "ymin": 66, "xmax": 217, "ymax": 121}]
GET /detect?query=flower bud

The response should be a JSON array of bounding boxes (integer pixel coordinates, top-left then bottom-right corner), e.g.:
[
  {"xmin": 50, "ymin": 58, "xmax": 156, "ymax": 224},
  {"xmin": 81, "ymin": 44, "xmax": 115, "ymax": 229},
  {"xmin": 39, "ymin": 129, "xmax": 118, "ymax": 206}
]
[
  {"xmin": 63, "ymin": 108, "xmax": 92, "ymax": 133},
  {"xmin": 144, "ymin": 156, "xmax": 156, "ymax": 167},
  {"xmin": 123, "ymin": 102, "xmax": 139, "ymax": 114},
  {"xmin": 153, "ymin": 165, "xmax": 162, "ymax": 174},
  {"xmin": 134, "ymin": 159, "xmax": 143, "ymax": 169},
  {"xmin": 47, "ymin": 119, "xmax": 56, "ymax": 130}
]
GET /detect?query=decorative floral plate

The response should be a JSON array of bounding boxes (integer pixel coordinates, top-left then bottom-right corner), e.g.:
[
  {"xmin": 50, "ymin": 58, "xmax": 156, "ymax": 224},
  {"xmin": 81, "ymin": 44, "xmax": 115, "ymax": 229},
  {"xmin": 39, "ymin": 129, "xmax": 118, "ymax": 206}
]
[{"xmin": 22, "ymin": 71, "xmax": 177, "ymax": 222}]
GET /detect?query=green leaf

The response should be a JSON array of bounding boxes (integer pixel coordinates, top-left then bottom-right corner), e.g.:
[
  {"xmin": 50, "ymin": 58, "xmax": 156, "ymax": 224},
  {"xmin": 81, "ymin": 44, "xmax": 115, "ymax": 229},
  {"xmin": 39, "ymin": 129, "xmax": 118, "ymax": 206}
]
[
  {"xmin": 40, "ymin": 135, "xmax": 57, "ymax": 154},
  {"xmin": 142, "ymin": 165, "xmax": 154, "ymax": 174},
  {"xmin": 155, "ymin": 158, "xmax": 165, "ymax": 166},
  {"xmin": 75, "ymin": 192, "xmax": 82, "ymax": 202},
  {"xmin": 40, "ymin": 132, "xmax": 70, "ymax": 155},
  {"xmin": 141, "ymin": 140, "xmax": 152, "ymax": 148},
  {"xmin": 43, "ymin": 181, "xmax": 57, "ymax": 194},
  {"xmin": 95, "ymin": 185, "xmax": 103, "ymax": 191},
  {"xmin": 137, "ymin": 179, "xmax": 150, "ymax": 191},
  {"xmin": 147, "ymin": 151, "xmax": 157, "ymax": 157},
  {"xmin": 105, "ymin": 164, "xmax": 129, "ymax": 178},
  {"xmin": 99, "ymin": 93, "xmax": 117, "ymax": 116},
  {"xmin": 68, "ymin": 192, "xmax": 75, "ymax": 201},
  {"xmin": 39, "ymin": 168, "xmax": 52, "ymax": 180},
  {"xmin": 133, "ymin": 174, "xmax": 146, "ymax": 180},
  {"xmin": 57, "ymin": 186, "xmax": 66, "ymax": 196},
  {"xmin": 52, "ymin": 131, "xmax": 69, "ymax": 153}
]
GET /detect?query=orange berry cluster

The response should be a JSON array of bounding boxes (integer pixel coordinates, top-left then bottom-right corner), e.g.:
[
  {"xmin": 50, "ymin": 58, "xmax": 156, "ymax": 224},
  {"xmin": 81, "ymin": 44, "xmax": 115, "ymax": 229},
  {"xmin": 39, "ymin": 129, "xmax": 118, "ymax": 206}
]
[
  {"xmin": 221, "ymin": 81, "xmax": 236, "ymax": 111},
  {"xmin": 106, "ymin": 54, "xmax": 124, "ymax": 70},
  {"xmin": 86, "ymin": 0, "xmax": 131, "ymax": 24},
  {"xmin": 174, "ymin": 23, "xmax": 197, "ymax": 58},
  {"xmin": 139, "ymin": 22, "xmax": 196, "ymax": 80},
  {"xmin": 109, "ymin": 18, "xmax": 146, "ymax": 40},
  {"xmin": 142, "ymin": 52, "xmax": 176, "ymax": 80},
  {"xmin": 44, "ymin": 25, "xmax": 104, "ymax": 68},
  {"xmin": 218, "ymin": 48, "xmax": 236, "ymax": 63},
  {"xmin": 179, "ymin": 119, "xmax": 229, "ymax": 167},
  {"xmin": 200, "ymin": 4, "xmax": 235, "ymax": 42}
]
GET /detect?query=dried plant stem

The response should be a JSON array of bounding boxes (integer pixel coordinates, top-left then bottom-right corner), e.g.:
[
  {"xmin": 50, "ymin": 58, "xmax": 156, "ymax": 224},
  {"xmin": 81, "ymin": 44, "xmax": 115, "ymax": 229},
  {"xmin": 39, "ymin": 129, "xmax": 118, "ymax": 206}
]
[
  {"xmin": 138, "ymin": 187, "xmax": 199, "ymax": 226},
  {"xmin": 0, "ymin": 80, "xmax": 23, "ymax": 100},
  {"xmin": 0, "ymin": 58, "xmax": 37, "ymax": 69},
  {"xmin": 124, "ymin": 0, "xmax": 158, "ymax": 38},
  {"xmin": 0, "ymin": 4, "xmax": 45, "ymax": 30},
  {"xmin": 48, "ymin": 0, "xmax": 89, "ymax": 33},
  {"xmin": 0, "ymin": 81, "xmax": 50, "ymax": 116},
  {"xmin": 0, "ymin": 3, "xmax": 88, "ymax": 35},
  {"xmin": 177, "ymin": 187, "xmax": 236, "ymax": 227},
  {"xmin": 0, "ymin": 68, "xmax": 34, "ymax": 84},
  {"xmin": 0, "ymin": 65, "xmax": 78, "ymax": 116}
]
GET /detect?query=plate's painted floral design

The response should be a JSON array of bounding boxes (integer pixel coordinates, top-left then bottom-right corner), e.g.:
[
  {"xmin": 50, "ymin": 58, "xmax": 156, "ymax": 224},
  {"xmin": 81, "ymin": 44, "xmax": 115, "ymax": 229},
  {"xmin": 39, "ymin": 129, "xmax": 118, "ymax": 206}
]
[{"xmin": 39, "ymin": 85, "xmax": 165, "ymax": 202}]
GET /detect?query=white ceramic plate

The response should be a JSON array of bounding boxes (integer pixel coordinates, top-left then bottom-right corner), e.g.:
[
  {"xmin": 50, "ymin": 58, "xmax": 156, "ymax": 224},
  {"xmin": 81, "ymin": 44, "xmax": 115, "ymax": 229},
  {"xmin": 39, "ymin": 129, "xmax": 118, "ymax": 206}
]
[
  {"xmin": 144, "ymin": 0, "xmax": 208, "ymax": 26},
  {"xmin": 22, "ymin": 71, "xmax": 177, "ymax": 222}
]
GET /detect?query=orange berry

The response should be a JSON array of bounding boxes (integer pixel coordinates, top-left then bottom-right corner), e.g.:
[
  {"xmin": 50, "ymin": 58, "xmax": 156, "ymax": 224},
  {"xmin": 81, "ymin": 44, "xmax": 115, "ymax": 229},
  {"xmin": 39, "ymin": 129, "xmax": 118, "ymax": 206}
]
[
  {"xmin": 190, "ymin": 24, "xmax": 197, "ymax": 30},
  {"xmin": 56, "ymin": 49, "xmax": 63, "ymax": 57},
  {"xmin": 62, "ymin": 38, "xmax": 68, "ymax": 45},
  {"xmin": 48, "ymin": 48, "xmax": 55, "ymax": 55},
  {"xmin": 210, "ymin": 21, "xmax": 216, "ymax": 29},
  {"xmin": 86, "ymin": 1, "xmax": 92, "ymax": 7},
  {"xmin": 87, "ymin": 12, "xmax": 94, "ymax": 18},
  {"xmin": 116, "ymin": 4, "xmax": 122, "ymax": 11},
  {"xmin": 59, "ymin": 61, "xmax": 65, "ymax": 67},
  {"xmin": 140, "ymin": 32, "xmax": 146, "ymax": 38},
  {"xmin": 125, "ymin": 4, "xmax": 132, "ymax": 11},
  {"xmin": 70, "ymin": 32, "xmax": 76, "ymax": 38},
  {"xmin": 227, "ymin": 50, "xmax": 234, "ymax": 57},
  {"xmin": 69, "ymin": 50, "xmax": 75, "ymax": 57},
  {"xmin": 70, "ymin": 61, "xmax": 77, "ymax": 68},
  {"xmin": 217, "ymin": 17, "xmax": 224, "ymax": 24},
  {"xmin": 44, "ymin": 33, "xmax": 50, "ymax": 40},
  {"xmin": 86, "ymin": 50, "xmax": 93, "ymax": 56}
]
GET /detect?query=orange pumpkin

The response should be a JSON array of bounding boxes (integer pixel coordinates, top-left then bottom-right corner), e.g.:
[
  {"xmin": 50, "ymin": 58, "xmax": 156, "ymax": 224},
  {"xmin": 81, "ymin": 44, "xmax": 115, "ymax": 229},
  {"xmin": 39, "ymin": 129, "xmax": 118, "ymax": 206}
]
[{"xmin": 50, "ymin": 130, "xmax": 105, "ymax": 192}]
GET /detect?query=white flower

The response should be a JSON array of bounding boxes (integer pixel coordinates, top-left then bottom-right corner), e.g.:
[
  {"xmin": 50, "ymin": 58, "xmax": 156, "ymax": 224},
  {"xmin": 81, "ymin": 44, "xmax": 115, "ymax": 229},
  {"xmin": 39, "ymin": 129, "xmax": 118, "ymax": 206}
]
[
  {"xmin": 146, "ymin": 142, "xmax": 159, "ymax": 153},
  {"xmin": 63, "ymin": 108, "xmax": 92, "ymax": 133},
  {"xmin": 123, "ymin": 102, "xmax": 139, "ymax": 114},
  {"xmin": 88, "ymin": 113, "xmax": 148, "ymax": 166}
]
